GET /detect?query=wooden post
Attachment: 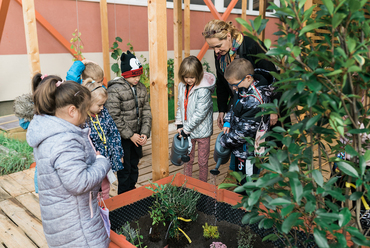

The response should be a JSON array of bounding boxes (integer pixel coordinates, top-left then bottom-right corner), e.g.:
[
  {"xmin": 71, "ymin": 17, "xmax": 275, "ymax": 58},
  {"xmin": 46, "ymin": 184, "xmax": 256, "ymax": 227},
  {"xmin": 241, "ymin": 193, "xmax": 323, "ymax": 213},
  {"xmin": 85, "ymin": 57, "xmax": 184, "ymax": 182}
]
[
  {"xmin": 184, "ymin": 0, "xmax": 190, "ymax": 57},
  {"xmin": 0, "ymin": 0, "xmax": 11, "ymax": 43},
  {"xmin": 241, "ymin": 0, "xmax": 247, "ymax": 33},
  {"xmin": 100, "ymin": 0, "xmax": 111, "ymax": 82},
  {"xmin": 173, "ymin": 0, "xmax": 182, "ymax": 118},
  {"xmin": 258, "ymin": 0, "xmax": 266, "ymax": 41},
  {"xmin": 148, "ymin": 0, "xmax": 169, "ymax": 181},
  {"xmin": 22, "ymin": 0, "xmax": 40, "ymax": 76}
]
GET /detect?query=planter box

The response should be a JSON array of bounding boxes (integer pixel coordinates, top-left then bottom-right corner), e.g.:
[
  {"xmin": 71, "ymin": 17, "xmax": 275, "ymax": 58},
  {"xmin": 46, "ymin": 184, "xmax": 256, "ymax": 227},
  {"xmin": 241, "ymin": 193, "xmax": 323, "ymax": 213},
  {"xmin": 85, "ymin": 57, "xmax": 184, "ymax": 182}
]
[
  {"xmin": 106, "ymin": 173, "xmax": 244, "ymax": 248},
  {"xmin": 105, "ymin": 173, "xmax": 318, "ymax": 248}
]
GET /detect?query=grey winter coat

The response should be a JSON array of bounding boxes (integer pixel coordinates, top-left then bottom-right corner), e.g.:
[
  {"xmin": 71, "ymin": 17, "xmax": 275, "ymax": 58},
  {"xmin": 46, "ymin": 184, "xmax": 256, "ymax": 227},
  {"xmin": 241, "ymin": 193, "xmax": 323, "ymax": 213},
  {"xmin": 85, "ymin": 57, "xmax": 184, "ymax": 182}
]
[
  {"xmin": 26, "ymin": 115, "xmax": 111, "ymax": 248},
  {"xmin": 106, "ymin": 78, "xmax": 152, "ymax": 140},
  {"xmin": 175, "ymin": 72, "xmax": 216, "ymax": 139}
]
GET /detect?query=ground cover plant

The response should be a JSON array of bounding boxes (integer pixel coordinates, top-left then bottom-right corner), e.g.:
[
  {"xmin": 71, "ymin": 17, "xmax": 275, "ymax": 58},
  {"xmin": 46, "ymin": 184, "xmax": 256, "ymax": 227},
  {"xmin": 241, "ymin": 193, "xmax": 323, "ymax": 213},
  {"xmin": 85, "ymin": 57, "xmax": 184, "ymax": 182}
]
[
  {"xmin": 0, "ymin": 132, "xmax": 34, "ymax": 175},
  {"xmin": 219, "ymin": 0, "xmax": 370, "ymax": 247}
]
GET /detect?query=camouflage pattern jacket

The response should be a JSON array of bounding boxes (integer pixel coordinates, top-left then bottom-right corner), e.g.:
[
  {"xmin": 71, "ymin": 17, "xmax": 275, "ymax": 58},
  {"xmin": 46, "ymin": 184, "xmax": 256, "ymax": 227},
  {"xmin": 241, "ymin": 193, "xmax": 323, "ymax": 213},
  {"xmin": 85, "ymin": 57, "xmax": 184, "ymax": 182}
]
[{"xmin": 220, "ymin": 80, "xmax": 274, "ymax": 159}]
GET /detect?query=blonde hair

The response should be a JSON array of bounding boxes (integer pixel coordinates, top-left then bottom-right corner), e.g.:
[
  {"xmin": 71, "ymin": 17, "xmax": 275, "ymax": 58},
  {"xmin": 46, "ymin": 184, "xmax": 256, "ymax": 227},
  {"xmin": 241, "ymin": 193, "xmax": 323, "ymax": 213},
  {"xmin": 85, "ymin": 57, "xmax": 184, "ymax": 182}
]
[
  {"xmin": 202, "ymin": 20, "xmax": 241, "ymax": 40},
  {"xmin": 178, "ymin": 56, "xmax": 204, "ymax": 86},
  {"xmin": 82, "ymin": 78, "xmax": 108, "ymax": 103},
  {"xmin": 224, "ymin": 58, "xmax": 254, "ymax": 81},
  {"xmin": 81, "ymin": 62, "xmax": 104, "ymax": 82}
]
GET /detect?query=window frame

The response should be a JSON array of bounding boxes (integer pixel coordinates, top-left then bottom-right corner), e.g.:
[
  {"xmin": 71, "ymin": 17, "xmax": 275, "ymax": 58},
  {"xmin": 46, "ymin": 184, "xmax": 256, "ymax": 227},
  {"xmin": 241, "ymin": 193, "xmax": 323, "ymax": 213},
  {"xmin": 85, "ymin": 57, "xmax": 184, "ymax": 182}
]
[{"xmin": 80, "ymin": 0, "xmax": 279, "ymax": 17}]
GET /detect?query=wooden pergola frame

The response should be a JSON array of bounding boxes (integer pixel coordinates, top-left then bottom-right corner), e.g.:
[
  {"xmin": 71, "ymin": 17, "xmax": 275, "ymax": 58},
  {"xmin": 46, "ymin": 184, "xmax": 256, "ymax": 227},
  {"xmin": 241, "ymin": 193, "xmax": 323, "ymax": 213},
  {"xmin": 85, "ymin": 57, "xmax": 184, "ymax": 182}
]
[{"xmin": 0, "ymin": 0, "xmax": 315, "ymax": 181}]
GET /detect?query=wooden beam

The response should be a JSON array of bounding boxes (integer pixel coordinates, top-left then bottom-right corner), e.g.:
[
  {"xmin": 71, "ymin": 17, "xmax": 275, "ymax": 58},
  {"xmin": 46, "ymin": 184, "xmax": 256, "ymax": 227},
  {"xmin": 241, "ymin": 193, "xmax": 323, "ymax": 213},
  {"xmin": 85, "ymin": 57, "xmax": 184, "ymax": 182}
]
[
  {"xmin": 203, "ymin": 0, "xmax": 222, "ymax": 19},
  {"xmin": 241, "ymin": 0, "xmax": 247, "ymax": 33},
  {"xmin": 258, "ymin": 0, "xmax": 266, "ymax": 41},
  {"xmin": 173, "ymin": 0, "xmax": 182, "ymax": 118},
  {"xmin": 148, "ymin": 0, "xmax": 169, "ymax": 181},
  {"xmin": 100, "ymin": 0, "xmax": 111, "ymax": 82},
  {"xmin": 22, "ymin": 0, "xmax": 40, "ymax": 76},
  {"xmin": 197, "ymin": 0, "xmax": 239, "ymax": 61},
  {"xmin": 14, "ymin": 0, "xmax": 77, "ymax": 59},
  {"xmin": 0, "ymin": 0, "xmax": 11, "ymax": 43},
  {"xmin": 184, "ymin": 0, "xmax": 190, "ymax": 57}
]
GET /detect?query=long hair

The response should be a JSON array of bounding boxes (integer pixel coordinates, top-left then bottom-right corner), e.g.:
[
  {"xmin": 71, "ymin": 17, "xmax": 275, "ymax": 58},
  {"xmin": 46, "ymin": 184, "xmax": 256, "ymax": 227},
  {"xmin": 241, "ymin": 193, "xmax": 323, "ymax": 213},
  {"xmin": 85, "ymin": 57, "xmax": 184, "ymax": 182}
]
[{"xmin": 33, "ymin": 75, "xmax": 91, "ymax": 119}]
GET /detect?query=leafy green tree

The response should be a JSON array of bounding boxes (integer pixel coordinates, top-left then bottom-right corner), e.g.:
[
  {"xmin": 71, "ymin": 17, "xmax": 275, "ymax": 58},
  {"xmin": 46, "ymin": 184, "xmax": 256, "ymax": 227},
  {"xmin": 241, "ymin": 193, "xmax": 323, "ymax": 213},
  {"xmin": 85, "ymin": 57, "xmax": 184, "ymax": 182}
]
[{"xmin": 220, "ymin": 0, "xmax": 370, "ymax": 247}]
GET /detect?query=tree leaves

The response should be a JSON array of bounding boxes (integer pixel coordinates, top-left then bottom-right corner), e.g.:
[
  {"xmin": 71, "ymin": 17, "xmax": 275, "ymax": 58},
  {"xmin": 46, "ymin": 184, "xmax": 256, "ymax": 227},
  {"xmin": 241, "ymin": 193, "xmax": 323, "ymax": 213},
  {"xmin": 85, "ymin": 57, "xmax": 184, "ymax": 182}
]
[
  {"xmin": 336, "ymin": 161, "xmax": 359, "ymax": 178},
  {"xmin": 282, "ymin": 212, "xmax": 301, "ymax": 234},
  {"xmin": 314, "ymin": 228, "xmax": 329, "ymax": 248},
  {"xmin": 312, "ymin": 170, "xmax": 324, "ymax": 187}
]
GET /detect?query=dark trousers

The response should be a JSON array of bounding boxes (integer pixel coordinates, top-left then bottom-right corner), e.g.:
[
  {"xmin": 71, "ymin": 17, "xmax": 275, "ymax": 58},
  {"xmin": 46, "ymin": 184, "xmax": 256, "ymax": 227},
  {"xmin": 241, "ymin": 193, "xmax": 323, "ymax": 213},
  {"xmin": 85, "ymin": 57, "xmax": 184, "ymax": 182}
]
[{"xmin": 117, "ymin": 139, "xmax": 142, "ymax": 194}]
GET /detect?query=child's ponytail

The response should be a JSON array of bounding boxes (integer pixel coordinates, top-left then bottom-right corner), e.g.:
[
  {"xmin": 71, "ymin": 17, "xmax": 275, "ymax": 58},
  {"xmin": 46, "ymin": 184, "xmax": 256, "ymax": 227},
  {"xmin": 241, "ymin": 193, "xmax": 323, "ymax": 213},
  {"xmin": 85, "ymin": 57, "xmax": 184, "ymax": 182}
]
[{"xmin": 33, "ymin": 75, "xmax": 91, "ymax": 118}]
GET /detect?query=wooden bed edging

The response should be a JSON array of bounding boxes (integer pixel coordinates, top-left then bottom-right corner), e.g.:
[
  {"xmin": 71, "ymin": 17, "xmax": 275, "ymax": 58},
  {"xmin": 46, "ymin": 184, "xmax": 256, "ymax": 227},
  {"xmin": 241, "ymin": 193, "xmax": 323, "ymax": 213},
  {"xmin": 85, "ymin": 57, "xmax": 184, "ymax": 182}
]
[{"xmin": 106, "ymin": 173, "xmax": 243, "ymax": 247}]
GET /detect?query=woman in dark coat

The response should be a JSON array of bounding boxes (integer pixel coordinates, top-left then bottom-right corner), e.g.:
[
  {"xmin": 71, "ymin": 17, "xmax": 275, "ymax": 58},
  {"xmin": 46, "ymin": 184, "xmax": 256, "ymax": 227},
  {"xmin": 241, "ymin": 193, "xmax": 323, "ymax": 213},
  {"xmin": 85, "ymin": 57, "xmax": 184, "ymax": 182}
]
[{"xmin": 202, "ymin": 20, "xmax": 279, "ymax": 130}]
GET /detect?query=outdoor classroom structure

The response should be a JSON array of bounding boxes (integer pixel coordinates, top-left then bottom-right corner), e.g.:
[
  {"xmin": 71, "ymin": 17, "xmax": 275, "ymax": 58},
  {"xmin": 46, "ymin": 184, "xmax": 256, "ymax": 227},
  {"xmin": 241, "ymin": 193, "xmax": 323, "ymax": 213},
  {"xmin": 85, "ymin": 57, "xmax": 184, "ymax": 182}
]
[{"xmin": 0, "ymin": 0, "xmax": 288, "ymax": 181}]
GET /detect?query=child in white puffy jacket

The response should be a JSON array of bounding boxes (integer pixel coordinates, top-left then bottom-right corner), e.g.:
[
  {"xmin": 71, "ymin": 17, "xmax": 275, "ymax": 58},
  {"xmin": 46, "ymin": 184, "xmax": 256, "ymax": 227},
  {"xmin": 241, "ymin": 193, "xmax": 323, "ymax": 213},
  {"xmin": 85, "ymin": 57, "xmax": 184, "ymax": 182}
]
[{"xmin": 175, "ymin": 56, "xmax": 216, "ymax": 182}]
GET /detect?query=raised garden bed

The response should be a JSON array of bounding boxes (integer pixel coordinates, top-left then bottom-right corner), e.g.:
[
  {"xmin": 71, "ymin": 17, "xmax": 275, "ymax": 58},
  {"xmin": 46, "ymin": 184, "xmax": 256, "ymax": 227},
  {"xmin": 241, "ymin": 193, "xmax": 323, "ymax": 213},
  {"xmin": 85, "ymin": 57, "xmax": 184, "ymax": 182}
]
[{"xmin": 106, "ymin": 174, "xmax": 315, "ymax": 248}]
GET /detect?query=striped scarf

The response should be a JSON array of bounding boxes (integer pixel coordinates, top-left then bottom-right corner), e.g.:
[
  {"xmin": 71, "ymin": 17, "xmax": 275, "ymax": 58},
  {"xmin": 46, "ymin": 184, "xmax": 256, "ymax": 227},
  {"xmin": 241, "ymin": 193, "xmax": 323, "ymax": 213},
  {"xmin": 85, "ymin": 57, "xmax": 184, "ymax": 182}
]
[{"xmin": 217, "ymin": 33, "xmax": 244, "ymax": 72}]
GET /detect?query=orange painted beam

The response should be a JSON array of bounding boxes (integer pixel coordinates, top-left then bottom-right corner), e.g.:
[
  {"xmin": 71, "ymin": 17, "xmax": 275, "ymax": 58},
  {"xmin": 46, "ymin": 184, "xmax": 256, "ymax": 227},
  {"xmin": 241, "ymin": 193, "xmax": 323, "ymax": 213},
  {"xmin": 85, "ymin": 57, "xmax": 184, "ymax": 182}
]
[
  {"xmin": 14, "ymin": 0, "xmax": 78, "ymax": 59},
  {"xmin": 197, "ymin": 0, "xmax": 239, "ymax": 61},
  {"xmin": 0, "ymin": 0, "xmax": 11, "ymax": 43},
  {"xmin": 203, "ymin": 0, "xmax": 222, "ymax": 19}
]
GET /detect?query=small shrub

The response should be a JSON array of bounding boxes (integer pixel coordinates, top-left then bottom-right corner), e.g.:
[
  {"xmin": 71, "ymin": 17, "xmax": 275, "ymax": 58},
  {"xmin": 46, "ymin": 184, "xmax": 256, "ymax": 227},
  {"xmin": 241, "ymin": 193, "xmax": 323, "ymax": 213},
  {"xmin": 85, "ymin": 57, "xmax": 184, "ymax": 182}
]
[
  {"xmin": 202, "ymin": 223, "xmax": 220, "ymax": 239},
  {"xmin": 237, "ymin": 226, "xmax": 256, "ymax": 248},
  {"xmin": 117, "ymin": 221, "xmax": 146, "ymax": 248},
  {"xmin": 146, "ymin": 177, "xmax": 201, "ymax": 239},
  {"xmin": 210, "ymin": 241, "xmax": 227, "ymax": 248}
]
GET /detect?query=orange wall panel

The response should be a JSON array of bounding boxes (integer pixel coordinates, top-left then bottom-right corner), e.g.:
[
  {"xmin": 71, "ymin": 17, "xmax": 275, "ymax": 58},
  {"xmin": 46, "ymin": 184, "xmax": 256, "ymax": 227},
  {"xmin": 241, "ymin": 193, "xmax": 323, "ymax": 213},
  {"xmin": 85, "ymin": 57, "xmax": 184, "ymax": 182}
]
[{"xmin": 0, "ymin": 0, "xmax": 280, "ymax": 55}]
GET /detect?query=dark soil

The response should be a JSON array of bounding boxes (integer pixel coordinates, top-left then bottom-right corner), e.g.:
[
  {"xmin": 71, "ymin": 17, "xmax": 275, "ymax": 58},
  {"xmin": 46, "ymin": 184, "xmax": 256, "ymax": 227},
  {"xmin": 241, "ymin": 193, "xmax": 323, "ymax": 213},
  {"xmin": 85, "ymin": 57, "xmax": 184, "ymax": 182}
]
[{"xmin": 128, "ymin": 210, "xmax": 276, "ymax": 248}]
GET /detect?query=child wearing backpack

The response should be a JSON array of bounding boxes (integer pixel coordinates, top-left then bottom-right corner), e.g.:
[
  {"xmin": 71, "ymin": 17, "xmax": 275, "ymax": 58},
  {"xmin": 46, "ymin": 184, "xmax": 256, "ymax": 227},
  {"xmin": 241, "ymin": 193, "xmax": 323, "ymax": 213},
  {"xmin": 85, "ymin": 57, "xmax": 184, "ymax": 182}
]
[
  {"xmin": 82, "ymin": 79, "xmax": 124, "ymax": 200},
  {"xmin": 175, "ymin": 56, "xmax": 216, "ymax": 182},
  {"xmin": 220, "ymin": 58, "xmax": 272, "ymax": 178},
  {"xmin": 106, "ymin": 51, "xmax": 152, "ymax": 194},
  {"xmin": 26, "ymin": 76, "xmax": 110, "ymax": 248}
]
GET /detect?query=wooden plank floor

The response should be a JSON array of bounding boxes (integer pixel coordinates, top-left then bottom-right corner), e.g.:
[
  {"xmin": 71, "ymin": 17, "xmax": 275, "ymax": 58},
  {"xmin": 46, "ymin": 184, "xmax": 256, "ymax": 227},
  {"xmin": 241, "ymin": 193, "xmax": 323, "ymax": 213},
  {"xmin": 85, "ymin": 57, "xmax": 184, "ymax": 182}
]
[{"xmin": 0, "ymin": 121, "xmax": 229, "ymax": 247}]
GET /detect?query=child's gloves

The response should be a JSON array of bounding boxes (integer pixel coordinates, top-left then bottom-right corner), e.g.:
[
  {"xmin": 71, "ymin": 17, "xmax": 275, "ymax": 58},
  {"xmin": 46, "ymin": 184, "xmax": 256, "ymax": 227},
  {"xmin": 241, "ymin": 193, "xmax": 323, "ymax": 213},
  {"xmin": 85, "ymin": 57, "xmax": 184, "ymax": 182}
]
[{"xmin": 177, "ymin": 129, "xmax": 188, "ymax": 139}]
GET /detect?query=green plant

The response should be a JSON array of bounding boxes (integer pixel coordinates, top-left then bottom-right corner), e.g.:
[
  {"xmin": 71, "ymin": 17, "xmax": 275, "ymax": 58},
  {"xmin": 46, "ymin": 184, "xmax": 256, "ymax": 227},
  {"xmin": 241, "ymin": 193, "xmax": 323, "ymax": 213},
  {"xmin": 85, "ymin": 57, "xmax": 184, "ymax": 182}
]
[
  {"xmin": 0, "ymin": 132, "xmax": 34, "ymax": 175},
  {"xmin": 167, "ymin": 58, "xmax": 174, "ymax": 96},
  {"xmin": 202, "ymin": 222, "xmax": 220, "ymax": 239},
  {"xmin": 117, "ymin": 221, "xmax": 146, "ymax": 248},
  {"xmin": 146, "ymin": 177, "xmax": 201, "ymax": 239},
  {"xmin": 218, "ymin": 0, "xmax": 370, "ymax": 247},
  {"xmin": 110, "ymin": 37, "xmax": 123, "ymax": 77},
  {"xmin": 70, "ymin": 29, "xmax": 84, "ymax": 61},
  {"xmin": 237, "ymin": 226, "xmax": 256, "ymax": 248}
]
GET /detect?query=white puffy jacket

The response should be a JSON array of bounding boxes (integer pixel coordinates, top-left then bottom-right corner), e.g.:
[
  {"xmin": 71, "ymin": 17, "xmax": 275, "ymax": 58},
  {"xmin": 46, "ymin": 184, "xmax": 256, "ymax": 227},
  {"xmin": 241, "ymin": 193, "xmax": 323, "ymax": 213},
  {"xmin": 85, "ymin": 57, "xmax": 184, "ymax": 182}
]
[{"xmin": 175, "ymin": 72, "xmax": 216, "ymax": 139}]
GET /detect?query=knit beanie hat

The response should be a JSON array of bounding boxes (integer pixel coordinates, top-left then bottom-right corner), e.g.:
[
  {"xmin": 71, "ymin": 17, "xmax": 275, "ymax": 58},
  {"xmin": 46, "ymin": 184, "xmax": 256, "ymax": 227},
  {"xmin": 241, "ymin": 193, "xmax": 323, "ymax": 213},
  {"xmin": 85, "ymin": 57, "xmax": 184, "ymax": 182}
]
[{"xmin": 120, "ymin": 50, "xmax": 143, "ymax": 78}]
